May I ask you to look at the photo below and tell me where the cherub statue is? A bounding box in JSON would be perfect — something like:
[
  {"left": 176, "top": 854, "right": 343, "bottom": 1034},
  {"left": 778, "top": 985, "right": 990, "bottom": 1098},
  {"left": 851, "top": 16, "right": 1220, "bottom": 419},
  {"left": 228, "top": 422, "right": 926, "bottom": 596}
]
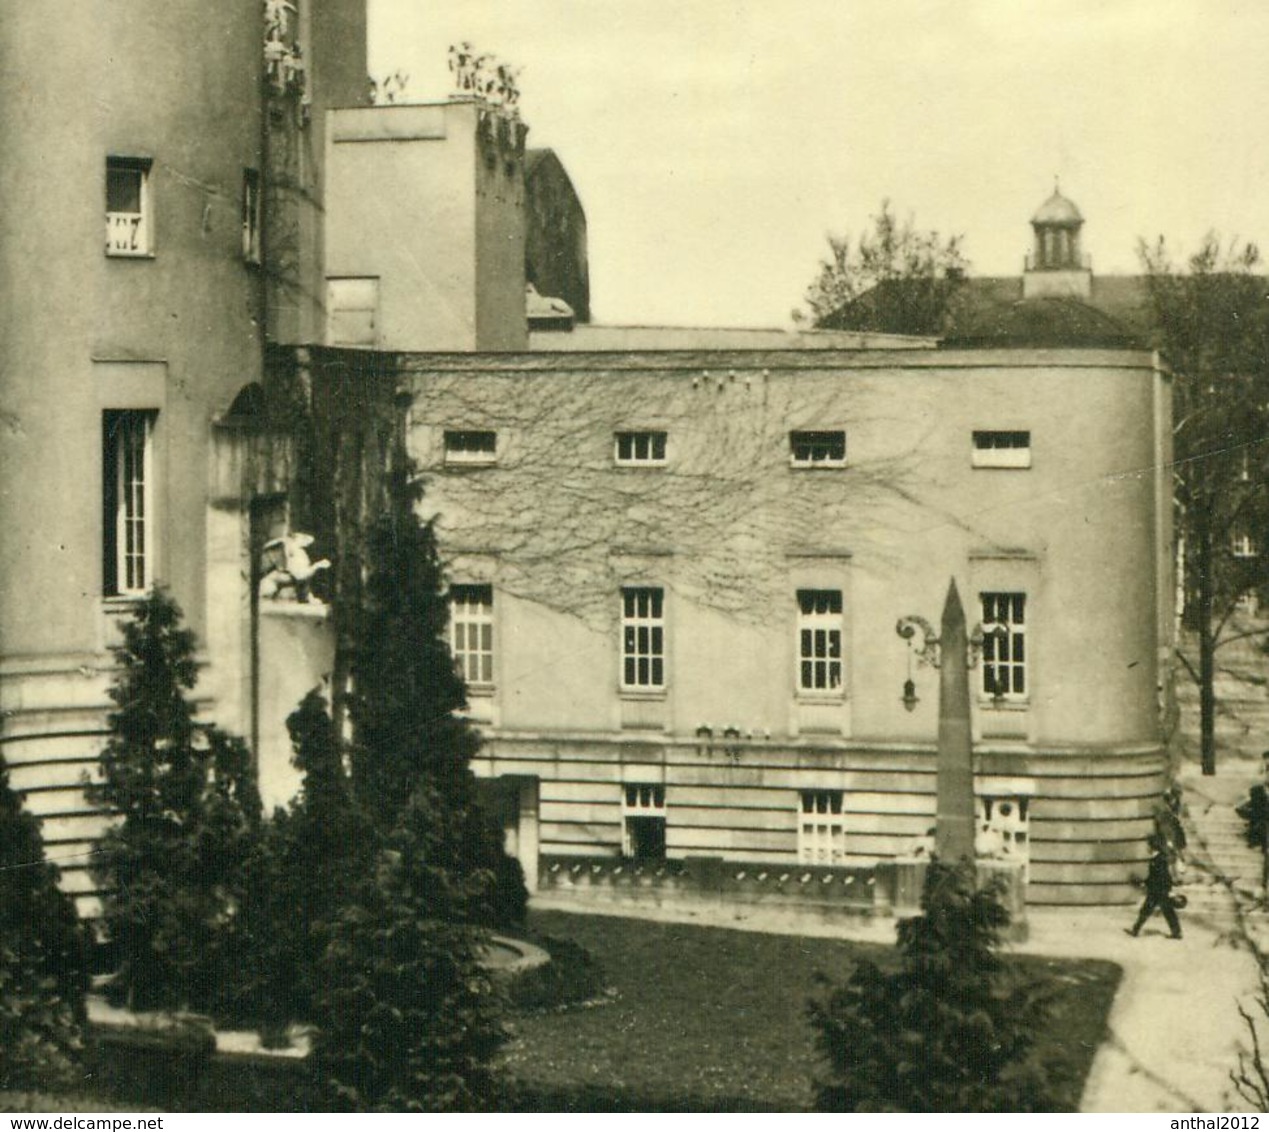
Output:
[{"left": 259, "top": 532, "right": 330, "bottom": 604}]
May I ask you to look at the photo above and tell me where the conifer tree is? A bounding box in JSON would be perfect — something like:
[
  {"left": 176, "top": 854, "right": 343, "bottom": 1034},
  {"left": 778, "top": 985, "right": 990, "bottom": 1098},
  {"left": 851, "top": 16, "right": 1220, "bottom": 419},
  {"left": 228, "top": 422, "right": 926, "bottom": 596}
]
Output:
[
  {"left": 811, "top": 862, "right": 1051, "bottom": 1112},
  {"left": 227, "top": 689, "right": 376, "bottom": 1032},
  {"left": 312, "top": 462, "right": 510, "bottom": 1109},
  {"left": 89, "top": 588, "right": 261, "bottom": 1012},
  {"left": 0, "top": 753, "right": 88, "bottom": 1089}
]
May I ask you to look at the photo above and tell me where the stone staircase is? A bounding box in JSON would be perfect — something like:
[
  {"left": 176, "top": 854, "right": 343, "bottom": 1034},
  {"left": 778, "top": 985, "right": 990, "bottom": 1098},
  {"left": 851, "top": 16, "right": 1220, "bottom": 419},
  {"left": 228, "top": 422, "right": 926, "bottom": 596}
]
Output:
[{"left": 1168, "top": 619, "right": 1269, "bottom": 942}]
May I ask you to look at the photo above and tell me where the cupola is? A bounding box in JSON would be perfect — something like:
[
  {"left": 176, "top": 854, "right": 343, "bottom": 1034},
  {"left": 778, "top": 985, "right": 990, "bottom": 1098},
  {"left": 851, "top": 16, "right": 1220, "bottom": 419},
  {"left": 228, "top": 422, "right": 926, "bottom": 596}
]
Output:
[
  {"left": 1023, "top": 183, "right": 1092, "bottom": 299},
  {"left": 1029, "top": 185, "right": 1084, "bottom": 271}
]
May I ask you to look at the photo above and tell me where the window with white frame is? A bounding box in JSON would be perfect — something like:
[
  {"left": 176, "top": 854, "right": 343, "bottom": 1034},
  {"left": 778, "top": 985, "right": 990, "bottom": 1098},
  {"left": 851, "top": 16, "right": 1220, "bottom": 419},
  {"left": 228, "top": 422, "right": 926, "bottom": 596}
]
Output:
[
  {"left": 242, "top": 168, "right": 262, "bottom": 264},
  {"left": 450, "top": 584, "right": 494, "bottom": 687},
  {"left": 972, "top": 430, "right": 1032, "bottom": 468},
  {"left": 798, "top": 791, "right": 847, "bottom": 864},
  {"left": 980, "top": 592, "right": 1027, "bottom": 700},
  {"left": 797, "top": 589, "right": 843, "bottom": 694},
  {"left": 621, "top": 587, "right": 665, "bottom": 690},
  {"left": 105, "top": 157, "right": 152, "bottom": 257},
  {"left": 622, "top": 783, "right": 666, "bottom": 860},
  {"left": 103, "top": 411, "right": 157, "bottom": 596},
  {"left": 443, "top": 429, "right": 498, "bottom": 466},
  {"left": 1232, "top": 529, "right": 1258, "bottom": 559},
  {"left": 614, "top": 430, "right": 667, "bottom": 465},
  {"left": 790, "top": 430, "right": 846, "bottom": 467}
]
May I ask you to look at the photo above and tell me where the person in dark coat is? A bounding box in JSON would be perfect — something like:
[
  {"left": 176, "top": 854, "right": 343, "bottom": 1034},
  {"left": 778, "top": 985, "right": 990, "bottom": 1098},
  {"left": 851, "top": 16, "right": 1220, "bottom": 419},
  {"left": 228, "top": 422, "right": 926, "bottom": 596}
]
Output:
[{"left": 1127, "top": 837, "right": 1182, "bottom": 939}]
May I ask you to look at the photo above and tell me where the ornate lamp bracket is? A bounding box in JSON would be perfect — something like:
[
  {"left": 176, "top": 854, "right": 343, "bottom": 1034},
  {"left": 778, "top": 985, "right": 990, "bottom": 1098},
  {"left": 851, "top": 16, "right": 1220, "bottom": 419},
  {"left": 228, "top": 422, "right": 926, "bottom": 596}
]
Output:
[{"left": 896, "top": 615, "right": 941, "bottom": 668}]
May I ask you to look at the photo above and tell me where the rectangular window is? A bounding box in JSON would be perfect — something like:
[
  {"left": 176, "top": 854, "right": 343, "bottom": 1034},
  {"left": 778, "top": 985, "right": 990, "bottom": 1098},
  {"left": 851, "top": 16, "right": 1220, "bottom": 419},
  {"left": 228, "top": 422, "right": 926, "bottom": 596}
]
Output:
[
  {"left": 614, "top": 431, "right": 667, "bottom": 465},
  {"left": 972, "top": 430, "right": 1032, "bottom": 468},
  {"left": 622, "top": 783, "right": 667, "bottom": 860},
  {"left": 443, "top": 429, "right": 497, "bottom": 466},
  {"left": 450, "top": 584, "right": 494, "bottom": 687},
  {"left": 242, "top": 168, "right": 262, "bottom": 264},
  {"left": 1232, "top": 530, "right": 1258, "bottom": 559},
  {"left": 797, "top": 589, "right": 843, "bottom": 693},
  {"left": 621, "top": 587, "right": 665, "bottom": 690},
  {"left": 981, "top": 592, "right": 1027, "bottom": 700},
  {"left": 105, "top": 157, "right": 152, "bottom": 257},
  {"left": 790, "top": 430, "right": 846, "bottom": 467},
  {"left": 798, "top": 791, "right": 847, "bottom": 864},
  {"left": 103, "top": 411, "right": 156, "bottom": 597}
]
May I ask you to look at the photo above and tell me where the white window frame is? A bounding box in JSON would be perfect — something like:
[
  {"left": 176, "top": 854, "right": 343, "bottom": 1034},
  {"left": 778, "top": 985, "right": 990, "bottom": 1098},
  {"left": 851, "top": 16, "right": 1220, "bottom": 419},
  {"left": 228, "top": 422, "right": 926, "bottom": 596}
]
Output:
[
  {"left": 443, "top": 429, "right": 498, "bottom": 467},
  {"left": 104, "top": 410, "right": 157, "bottom": 597},
  {"left": 614, "top": 430, "right": 667, "bottom": 466},
  {"left": 980, "top": 592, "right": 1027, "bottom": 702},
  {"left": 105, "top": 157, "right": 153, "bottom": 258},
  {"left": 242, "top": 168, "right": 262, "bottom": 264},
  {"left": 790, "top": 430, "right": 847, "bottom": 468},
  {"left": 1232, "top": 530, "right": 1258, "bottom": 559},
  {"left": 621, "top": 783, "right": 667, "bottom": 858},
  {"left": 621, "top": 587, "right": 665, "bottom": 691},
  {"left": 450, "top": 584, "right": 494, "bottom": 688},
  {"left": 972, "top": 430, "right": 1032, "bottom": 469},
  {"left": 798, "top": 791, "right": 847, "bottom": 864},
  {"left": 796, "top": 589, "right": 843, "bottom": 696}
]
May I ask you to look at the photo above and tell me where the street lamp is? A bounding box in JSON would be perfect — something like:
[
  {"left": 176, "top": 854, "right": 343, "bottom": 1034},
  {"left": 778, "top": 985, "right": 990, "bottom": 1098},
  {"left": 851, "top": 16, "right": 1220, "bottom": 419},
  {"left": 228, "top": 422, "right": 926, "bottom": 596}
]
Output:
[{"left": 896, "top": 612, "right": 1007, "bottom": 710}]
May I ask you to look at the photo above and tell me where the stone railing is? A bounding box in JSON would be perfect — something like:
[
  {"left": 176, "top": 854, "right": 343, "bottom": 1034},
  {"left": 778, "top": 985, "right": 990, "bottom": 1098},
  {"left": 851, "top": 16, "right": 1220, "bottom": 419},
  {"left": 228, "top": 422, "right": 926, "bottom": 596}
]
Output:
[{"left": 539, "top": 855, "right": 895, "bottom": 918}]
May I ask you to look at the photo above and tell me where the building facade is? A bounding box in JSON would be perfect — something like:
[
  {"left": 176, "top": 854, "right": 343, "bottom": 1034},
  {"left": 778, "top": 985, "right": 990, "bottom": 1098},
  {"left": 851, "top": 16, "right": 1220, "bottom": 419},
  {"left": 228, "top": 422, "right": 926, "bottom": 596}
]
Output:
[
  {"left": 385, "top": 341, "right": 1173, "bottom": 907},
  {"left": 0, "top": 0, "right": 367, "bottom": 914}
]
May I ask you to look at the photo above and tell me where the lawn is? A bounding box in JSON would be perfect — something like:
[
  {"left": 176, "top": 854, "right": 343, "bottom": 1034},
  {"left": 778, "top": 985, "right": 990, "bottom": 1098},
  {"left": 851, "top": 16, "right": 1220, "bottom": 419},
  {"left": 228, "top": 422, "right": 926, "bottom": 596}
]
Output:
[{"left": 498, "top": 910, "right": 1122, "bottom": 1112}]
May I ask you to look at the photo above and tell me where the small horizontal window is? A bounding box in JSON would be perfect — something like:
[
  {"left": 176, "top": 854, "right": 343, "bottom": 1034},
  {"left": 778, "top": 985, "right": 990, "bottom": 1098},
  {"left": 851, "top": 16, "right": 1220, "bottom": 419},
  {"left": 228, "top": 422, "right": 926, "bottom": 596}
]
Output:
[
  {"left": 444, "top": 429, "right": 497, "bottom": 465},
  {"left": 790, "top": 430, "right": 846, "bottom": 467},
  {"left": 615, "top": 431, "right": 667, "bottom": 465},
  {"left": 972, "top": 430, "right": 1031, "bottom": 468}
]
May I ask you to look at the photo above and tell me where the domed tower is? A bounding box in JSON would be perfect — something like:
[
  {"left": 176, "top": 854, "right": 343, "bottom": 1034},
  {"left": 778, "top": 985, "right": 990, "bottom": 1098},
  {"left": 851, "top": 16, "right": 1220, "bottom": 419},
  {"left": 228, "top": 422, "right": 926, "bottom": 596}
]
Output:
[{"left": 1023, "top": 185, "right": 1092, "bottom": 299}]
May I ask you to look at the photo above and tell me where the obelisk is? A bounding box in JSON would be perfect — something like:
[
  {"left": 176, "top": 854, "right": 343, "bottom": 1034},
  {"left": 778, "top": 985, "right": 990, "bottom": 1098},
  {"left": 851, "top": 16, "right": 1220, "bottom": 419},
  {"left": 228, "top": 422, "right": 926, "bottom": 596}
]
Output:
[{"left": 935, "top": 579, "right": 976, "bottom": 862}]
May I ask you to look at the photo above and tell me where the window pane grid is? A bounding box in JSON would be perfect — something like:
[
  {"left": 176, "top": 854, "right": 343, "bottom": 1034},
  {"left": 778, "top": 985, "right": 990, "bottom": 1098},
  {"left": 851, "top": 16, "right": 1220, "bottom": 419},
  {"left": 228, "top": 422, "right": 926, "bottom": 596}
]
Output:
[
  {"left": 798, "top": 791, "right": 846, "bottom": 863},
  {"left": 981, "top": 591, "right": 1026, "bottom": 699},
  {"left": 105, "top": 411, "right": 154, "bottom": 596},
  {"left": 797, "top": 589, "right": 843, "bottom": 693},
  {"left": 615, "top": 431, "right": 667, "bottom": 464},
  {"left": 450, "top": 584, "right": 494, "bottom": 686},
  {"left": 621, "top": 587, "right": 665, "bottom": 689}
]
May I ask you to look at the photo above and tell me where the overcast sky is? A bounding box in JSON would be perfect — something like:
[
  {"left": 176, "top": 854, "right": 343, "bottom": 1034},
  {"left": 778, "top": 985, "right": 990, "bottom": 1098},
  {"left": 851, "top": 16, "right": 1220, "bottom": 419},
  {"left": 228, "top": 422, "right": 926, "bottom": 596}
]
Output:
[{"left": 367, "top": 0, "right": 1269, "bottom": 328}]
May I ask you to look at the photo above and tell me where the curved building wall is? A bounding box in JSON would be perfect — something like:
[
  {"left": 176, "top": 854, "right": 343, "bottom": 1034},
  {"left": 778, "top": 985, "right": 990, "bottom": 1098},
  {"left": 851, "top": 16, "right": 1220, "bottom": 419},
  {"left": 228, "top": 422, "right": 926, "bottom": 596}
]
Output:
[{"left": 400, "top": 346, "right": 1172, "bottom": 904}]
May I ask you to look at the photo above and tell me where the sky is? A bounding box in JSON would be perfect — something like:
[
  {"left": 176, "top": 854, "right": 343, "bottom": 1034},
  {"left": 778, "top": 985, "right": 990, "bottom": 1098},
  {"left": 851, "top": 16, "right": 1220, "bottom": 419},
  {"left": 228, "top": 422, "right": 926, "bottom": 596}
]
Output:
[{"left": 368, "top": 0, "right": 1269, "bottom": 328}]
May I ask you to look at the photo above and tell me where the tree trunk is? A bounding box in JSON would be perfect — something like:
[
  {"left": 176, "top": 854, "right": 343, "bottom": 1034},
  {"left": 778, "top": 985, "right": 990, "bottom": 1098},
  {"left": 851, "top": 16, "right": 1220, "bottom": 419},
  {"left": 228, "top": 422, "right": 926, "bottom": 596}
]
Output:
[{"left": 1199, "top": 527, "right": 1217, "bottom": 776}]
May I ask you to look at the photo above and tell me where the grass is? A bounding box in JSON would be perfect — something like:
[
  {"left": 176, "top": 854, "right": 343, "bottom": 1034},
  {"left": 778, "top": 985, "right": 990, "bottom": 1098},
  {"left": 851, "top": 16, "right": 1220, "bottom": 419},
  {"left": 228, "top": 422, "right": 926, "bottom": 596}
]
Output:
[{"left": 496, "top": 909, "right": 1121, "bottom": 1112}]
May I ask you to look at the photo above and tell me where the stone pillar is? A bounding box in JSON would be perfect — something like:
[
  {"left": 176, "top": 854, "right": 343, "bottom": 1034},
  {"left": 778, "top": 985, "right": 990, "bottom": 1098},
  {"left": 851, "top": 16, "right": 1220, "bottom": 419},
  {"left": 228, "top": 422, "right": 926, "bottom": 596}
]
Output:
[{"left": 936, "top": 579, "right": 976, "bottom": 863}]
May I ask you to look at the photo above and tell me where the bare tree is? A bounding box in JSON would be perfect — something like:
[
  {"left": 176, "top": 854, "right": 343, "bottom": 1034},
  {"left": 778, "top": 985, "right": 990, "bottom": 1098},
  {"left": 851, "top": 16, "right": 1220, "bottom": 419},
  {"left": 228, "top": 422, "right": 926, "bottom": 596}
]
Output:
[
  {"left": 1139, "top": 234, "right": 1269, "bottom": 776},
  {"left": 794, "top": 200, "right": 968, "bottom": 333}
]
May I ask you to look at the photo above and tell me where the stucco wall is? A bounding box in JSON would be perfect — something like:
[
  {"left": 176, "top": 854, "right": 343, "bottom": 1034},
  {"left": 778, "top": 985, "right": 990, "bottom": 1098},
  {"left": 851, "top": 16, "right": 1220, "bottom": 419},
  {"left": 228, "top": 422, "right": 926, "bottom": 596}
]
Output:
[
  {"left": 403, "top": 346, "right": 1170, "bottom": 902},
  {"left": 325, "top": 100, "right": 527, "bottom": 352}
]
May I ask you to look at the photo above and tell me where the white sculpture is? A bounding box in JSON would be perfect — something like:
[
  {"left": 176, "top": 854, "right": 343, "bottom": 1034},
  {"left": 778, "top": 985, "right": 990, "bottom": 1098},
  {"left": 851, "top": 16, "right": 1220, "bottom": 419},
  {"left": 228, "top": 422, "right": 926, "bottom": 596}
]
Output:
[{"left": 259, "top": 532, "right": 330, "bottom": 604}]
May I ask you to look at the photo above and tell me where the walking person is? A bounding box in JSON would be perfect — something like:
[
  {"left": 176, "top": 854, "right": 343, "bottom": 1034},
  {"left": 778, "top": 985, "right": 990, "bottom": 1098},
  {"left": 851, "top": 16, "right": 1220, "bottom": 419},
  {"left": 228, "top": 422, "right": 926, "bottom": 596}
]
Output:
[{"left": 1127, "top": 836, "right": 1182, "bottom": 939}]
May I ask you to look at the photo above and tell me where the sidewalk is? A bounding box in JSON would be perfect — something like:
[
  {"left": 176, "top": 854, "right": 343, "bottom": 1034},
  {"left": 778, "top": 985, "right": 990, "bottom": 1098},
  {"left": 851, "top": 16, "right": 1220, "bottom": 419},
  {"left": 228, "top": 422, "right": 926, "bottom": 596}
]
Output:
[{"left": 1025, "top": 904, "right": 1261, "bottom": 1113}]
